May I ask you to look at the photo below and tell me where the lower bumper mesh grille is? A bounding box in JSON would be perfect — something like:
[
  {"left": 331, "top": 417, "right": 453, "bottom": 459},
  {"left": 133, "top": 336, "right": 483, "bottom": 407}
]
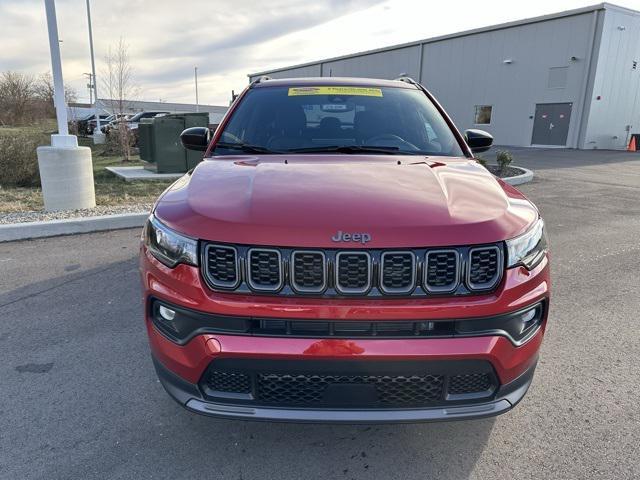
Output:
[
  {"left": 257, "top": 373, "right": 444, "bottom": 406},
  {"left": 448, "top": 373, "right": 493, "bottom": 395},
  {"left": 206, "top": 371, "right": 251, "bottom": 394},
  {"left": 200, "top": 359, "right": 498, "bottom": 409}
]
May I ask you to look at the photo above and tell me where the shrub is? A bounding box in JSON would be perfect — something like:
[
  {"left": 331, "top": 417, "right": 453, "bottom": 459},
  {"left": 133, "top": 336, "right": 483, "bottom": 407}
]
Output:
[
  {"left": 101, "top": 125, "right": 135, "bottom": 159},
  {"left": 0, "top": 129, "right": 47, "bottom": 187},
  {"left": 475, "top": 155, "right": 488, "bottom": 168},
  {"left": 496, "top": 150, "right": 513, "bottom": 173}
]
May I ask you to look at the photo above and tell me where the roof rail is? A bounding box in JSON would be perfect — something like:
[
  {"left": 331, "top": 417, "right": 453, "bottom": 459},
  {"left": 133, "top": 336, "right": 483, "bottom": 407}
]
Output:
[
  {"left": 250, "top": 75, "right": 272, "bottom": 87},
  {"left": 394, "top": 76, "right": 419, "bottom": 86}
]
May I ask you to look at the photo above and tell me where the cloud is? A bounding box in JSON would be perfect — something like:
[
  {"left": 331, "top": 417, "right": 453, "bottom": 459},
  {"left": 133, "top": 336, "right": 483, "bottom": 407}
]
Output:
[
  {"left": 7, "top": 0, "right": 639, "bottom": 105},
  {"left": 0, "top": 0, "right": 383, "bottom": 105}
]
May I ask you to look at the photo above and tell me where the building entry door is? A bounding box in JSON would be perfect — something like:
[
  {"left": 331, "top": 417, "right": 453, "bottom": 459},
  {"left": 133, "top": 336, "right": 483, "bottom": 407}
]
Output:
[{"left": 531, "top": 103, "right": 572, "bottom": 146}]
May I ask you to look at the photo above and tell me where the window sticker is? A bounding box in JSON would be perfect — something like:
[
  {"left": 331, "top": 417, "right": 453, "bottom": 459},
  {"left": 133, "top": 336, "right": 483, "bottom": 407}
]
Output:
[{"left": 288, "top": 86, "right": 383, "bottom": 97}]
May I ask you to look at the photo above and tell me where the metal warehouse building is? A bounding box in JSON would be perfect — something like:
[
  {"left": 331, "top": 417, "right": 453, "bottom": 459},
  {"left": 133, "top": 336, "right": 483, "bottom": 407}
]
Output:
[{"left": 249, "top": 3, "right": 640, "bottom": 150}]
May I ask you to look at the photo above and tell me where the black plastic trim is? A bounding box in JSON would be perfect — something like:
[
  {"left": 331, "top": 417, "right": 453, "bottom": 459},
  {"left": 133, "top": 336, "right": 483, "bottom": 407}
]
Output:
[{"left": 148, "top": 297, "right": 547, "bottom": 347}]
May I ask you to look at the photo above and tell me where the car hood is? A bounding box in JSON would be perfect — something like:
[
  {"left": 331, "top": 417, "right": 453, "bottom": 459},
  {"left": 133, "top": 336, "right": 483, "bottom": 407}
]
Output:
[{"left": 154, "top": 155, "right": 538, "bottom": 248}]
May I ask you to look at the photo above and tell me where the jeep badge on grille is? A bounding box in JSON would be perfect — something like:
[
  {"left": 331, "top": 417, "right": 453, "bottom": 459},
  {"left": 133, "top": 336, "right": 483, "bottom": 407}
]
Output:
[{"left": 331, "top": 231, "right": 372, "bottom": 244}]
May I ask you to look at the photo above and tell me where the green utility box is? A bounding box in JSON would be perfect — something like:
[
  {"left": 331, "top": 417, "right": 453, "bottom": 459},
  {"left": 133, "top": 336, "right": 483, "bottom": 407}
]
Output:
[
  {"left": 141, "top": 112, "right": 209, "bottom": 173},
  {"left": 137, "top": 119, "right": 155, "bottom": 162}
]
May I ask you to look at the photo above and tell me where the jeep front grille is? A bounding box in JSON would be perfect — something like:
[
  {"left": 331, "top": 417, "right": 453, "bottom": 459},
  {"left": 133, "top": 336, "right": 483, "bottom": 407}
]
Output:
[
  {"left": 425, "top": 250, "right": 459, "bottom": 293},
  {"left": 380, "top": 252, "right": 415, "bottom": 294},
  {"left": 468, "top": 246, "right": 502, "bottom": 290},
  {"left": 201, "top": 243, "right": 504, "bottom": 297},
  {"left": 247, "top": 248, "right": 282, "bottom": 291},
  {"left": 204, "top": 244, "right": 239, "bottom": 289},
  {"left": 291, "top": 251, "right": 326, "bottom": 293},
  {"left": 335, "top": 252, "right": 371, "bottom": 294}
]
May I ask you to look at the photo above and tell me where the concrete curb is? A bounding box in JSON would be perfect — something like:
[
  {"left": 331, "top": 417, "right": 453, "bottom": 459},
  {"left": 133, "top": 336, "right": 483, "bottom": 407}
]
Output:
[
  {"left": 498, "top": 165, "right": 534, "bottom": 186},
  {"left": 0, "top": 212, "right": 148, "bottom": 243}
]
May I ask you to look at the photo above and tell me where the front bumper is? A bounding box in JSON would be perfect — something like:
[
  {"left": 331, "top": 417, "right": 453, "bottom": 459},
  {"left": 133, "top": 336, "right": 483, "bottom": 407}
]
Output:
[
  {"left": 141, "top": 247, "right": 549, "bottom": 423},
  {"left": 153, "top": 354, "right": 537, "bottom": 423}
]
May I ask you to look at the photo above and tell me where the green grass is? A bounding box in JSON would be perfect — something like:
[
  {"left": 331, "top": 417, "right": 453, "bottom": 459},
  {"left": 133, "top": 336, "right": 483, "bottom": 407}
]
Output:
[{"left": 0, "top": 127, "right": 174, "bottom": 213}]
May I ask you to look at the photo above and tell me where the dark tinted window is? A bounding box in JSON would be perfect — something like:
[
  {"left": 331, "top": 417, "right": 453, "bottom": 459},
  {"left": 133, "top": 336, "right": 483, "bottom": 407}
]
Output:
[{"left": 213, "top": 85, "right": 463, "bottom": 156}]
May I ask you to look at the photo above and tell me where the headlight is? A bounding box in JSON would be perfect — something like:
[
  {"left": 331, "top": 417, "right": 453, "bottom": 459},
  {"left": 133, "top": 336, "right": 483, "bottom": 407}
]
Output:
[
  {"left": 143, "top": 214, "right": 198, "bottom": 268},
  {"left": 506, "top": 218, "right": 547, "bottom": 270}
]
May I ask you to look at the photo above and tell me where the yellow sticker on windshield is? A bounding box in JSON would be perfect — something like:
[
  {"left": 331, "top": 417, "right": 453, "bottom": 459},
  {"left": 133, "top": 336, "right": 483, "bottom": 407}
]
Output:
[{"left": 288, "top": 86, "right": 383, "bottom": 97}]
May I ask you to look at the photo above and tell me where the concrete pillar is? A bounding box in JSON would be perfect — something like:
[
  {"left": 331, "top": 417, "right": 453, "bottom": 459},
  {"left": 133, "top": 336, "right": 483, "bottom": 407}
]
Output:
[{"left": 37, "top": 135, "right": 96, "bottom": 211}]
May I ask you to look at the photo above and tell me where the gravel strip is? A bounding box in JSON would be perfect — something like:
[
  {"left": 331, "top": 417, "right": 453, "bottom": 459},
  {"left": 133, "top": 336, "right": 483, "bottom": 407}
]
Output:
[
  {"left": 486, "top": 164, "right": 525, "bottom": 178},
  {"left": 0, "top": 204, "right": 153, "bottom": 225}
]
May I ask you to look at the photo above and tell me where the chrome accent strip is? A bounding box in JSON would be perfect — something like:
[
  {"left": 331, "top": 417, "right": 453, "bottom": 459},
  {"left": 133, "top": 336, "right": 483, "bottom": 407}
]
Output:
[
  {"left": 424, "top": 249, "right": 460, "bottom": 293},
  {"left": 334, "top": 251, "right": 372, "bottom": 295},
  {"left": 202, "top": 243, "right": 241, "bottom": 290},
  {"left": 246, "top": 248, "right": 284, "bottom": 292},
  {"left": 290, "top": 250, "right": 327, "bottom": 294},
  {"left": 466, "top": 245, "right": 503, "bottom": 291},
  {"left": 379, "top": 251, "right": 416, "bottom": 295}
]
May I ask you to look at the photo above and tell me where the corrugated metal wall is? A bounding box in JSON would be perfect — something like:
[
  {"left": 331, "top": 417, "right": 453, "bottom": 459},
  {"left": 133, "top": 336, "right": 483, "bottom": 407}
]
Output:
[
  {"left": 419, "top": 12, "right": 596, "bottom": 148},
  {"left": 250, "top": 7, "right": 640, "bottom": 149},
  {"left": 582, "top": 8, "right": 640, "bottom": 149}
]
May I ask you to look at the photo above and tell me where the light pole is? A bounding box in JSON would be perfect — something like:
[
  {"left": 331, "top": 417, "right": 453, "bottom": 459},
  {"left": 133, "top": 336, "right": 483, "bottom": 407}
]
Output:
[
  {"left": 195, "top": 66, "right": 199, "bottom": 112},
  {"left": 86, "top": 0, "right": 105, "bottom": 144},
  {"left": 83, "top": 72, "right": 93, "bottom": 104},
  {"left": 38, "top": 0, "right": 95, "bottom": 211},
  {"left": 44, "top": 0, "right": 70, "bottom": 141}
]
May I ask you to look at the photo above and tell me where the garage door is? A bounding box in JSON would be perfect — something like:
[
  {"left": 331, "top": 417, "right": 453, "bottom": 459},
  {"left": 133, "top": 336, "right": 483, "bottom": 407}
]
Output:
[{"left": 531, "top": 103, "right": 572, "bottom": 146}]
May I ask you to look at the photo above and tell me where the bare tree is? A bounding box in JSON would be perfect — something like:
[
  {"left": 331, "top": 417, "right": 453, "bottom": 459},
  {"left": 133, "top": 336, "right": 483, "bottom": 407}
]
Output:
[
  {"left": 33, "top": 72, "right": 77, "bottom": 119},
  {"left": 0, "top": 71, "right": 35, "bottom": 125},
  {"left": 0, "top": 71, "right": 78, "bottom": 127},
  {"left": 102, "top": 38, "right": 137, "bottom": 161}
]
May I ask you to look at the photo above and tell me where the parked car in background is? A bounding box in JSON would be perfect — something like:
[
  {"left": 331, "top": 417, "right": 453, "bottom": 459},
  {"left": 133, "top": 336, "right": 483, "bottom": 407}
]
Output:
[
  {"left": 104, "top": 111, "right": 170, "bottom": 134},
  {"left": 71, "top": 113, "right": 110, "bottom": 135},
  {"left": 86, "top": 113, "right": 128, "bottom": 135}
]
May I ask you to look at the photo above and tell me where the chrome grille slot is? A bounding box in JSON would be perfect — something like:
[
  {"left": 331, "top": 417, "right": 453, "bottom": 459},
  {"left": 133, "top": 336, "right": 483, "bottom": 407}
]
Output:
[
  {"left": 467, "top": 246, "right": 502, "bottom": 290},
  {"left": 335, "top": 252, "right": 371, "bottom": 294},
  {"left": 204, "top": 244, "right": 239, "bottom": 289},
  {"left": 291, "top": 251, "right": 326, "bottom": 293},
  {"left": 425, "top": 250, "right": 459, "bottom": 293},
  {"left": 380, "top": 251, "right": 415, "bottom": 294},
  {"left": 247, "top": 248, "right": 283, "bottom": 291}
]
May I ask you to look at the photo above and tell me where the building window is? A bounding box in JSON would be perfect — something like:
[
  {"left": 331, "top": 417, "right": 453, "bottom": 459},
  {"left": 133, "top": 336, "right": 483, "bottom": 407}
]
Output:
[
  {"left": 474, "top": 105, "right": 492, "bottom": 125},
  {"left": 547, "top": 67, "right": 568, "bottom": 89}
]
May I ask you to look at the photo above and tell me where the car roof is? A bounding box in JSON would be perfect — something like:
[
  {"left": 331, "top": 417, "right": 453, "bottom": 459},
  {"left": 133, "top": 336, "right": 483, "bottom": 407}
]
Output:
[{"left": 251, "top": 76, "right": 418, "bottom": 90}]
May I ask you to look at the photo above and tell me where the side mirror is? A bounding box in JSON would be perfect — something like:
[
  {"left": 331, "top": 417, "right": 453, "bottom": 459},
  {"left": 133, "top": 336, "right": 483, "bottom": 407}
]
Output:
[
  {"left": 464, "top": 129, "right": 493, "bottom": 153},
  {"left": 180, "top": 127, "right": 210, "bottom": 151}
]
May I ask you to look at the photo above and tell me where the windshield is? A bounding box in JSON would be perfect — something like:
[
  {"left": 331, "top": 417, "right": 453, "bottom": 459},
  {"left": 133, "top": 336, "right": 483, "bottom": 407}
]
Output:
[{"left": 212, "top": 85, "right": 464, "bottom": 156}]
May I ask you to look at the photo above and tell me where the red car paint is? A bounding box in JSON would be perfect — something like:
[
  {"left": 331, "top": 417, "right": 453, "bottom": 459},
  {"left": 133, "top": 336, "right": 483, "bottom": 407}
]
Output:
[
  {"left": 140, "top": 77, "right": 550, "bottom": 423},
  {"left": 141, "top": 250, "right": 549, "bottom": 385},
  {"left": 154, "top": 156, "right": 537, "bottom": 248}
]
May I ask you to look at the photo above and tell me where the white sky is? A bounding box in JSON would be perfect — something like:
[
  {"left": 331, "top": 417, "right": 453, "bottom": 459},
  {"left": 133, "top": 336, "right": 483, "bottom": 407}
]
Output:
[{"left": 1, "top": 0, "right": 639, "bottom": 106}]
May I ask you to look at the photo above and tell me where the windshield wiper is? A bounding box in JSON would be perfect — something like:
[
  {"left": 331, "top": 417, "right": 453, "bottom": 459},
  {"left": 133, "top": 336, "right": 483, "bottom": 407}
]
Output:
[
  {"left": 286, "top": 145, "right": 401, "bottom": 155},
  {"left": 214, "top": 142, "right": 281, "bottom": 154}
]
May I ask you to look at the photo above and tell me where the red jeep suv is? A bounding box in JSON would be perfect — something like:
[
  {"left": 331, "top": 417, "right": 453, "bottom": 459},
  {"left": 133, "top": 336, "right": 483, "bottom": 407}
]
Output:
[{"left": 140, "top": 77, "right": 549, "bottom": 423}]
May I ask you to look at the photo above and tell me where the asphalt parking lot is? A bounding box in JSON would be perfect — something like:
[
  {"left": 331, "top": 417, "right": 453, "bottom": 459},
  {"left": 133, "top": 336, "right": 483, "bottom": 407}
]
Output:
[{"left": 1, "top": 148, "right": 639, "bottom": 480}]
